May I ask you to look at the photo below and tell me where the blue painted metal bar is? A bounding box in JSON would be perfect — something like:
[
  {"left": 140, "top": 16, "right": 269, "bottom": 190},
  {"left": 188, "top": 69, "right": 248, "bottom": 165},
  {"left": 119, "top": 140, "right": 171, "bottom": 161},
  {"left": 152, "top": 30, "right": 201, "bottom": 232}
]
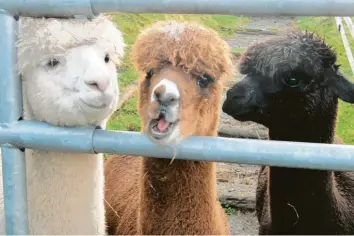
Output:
[
  {"left": 0, "top": 10, "right": 29, "bottom": 235},
  {"left": 1, "top": 120, "right": 354, "bottom": 172},
  {"left": 0, "top": 0, "right": 354, "bottom": 17}
]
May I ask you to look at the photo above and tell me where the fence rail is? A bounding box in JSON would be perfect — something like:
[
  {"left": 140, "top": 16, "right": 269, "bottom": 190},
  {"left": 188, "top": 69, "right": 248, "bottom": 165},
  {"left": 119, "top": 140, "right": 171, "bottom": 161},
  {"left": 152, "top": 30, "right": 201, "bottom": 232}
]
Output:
[
  {"left": 336, "top": 17, "right": 354, "bottom": 75},
  {"left": 2, "top": 121, "right": 354, "bottom": 172},
  {"left": 1, "top": 0, "right": 354, "bottom": 17},
  {"left": 1, "top": 0, "right": 354, "bottom": 235},
  {"left": 343, "top": 17, "right": 354, "bottom": 39}
]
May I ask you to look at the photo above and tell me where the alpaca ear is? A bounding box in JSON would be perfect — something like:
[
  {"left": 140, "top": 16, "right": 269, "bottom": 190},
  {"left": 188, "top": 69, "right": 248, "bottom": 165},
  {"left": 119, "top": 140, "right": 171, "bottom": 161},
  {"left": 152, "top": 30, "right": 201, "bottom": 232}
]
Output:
[
  {"left": 326, "top": 69, "right": 354, "bottom": 103},
  {"left": 238, "top": 54, "right": 252, "bottom": 75}
]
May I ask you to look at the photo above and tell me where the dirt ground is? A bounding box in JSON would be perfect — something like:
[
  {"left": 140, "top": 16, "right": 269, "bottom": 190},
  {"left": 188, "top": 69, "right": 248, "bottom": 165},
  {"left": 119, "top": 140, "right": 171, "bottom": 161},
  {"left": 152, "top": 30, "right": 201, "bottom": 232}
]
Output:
[{"left": 216, "top": 16, "right": 295, "bottom": 235}]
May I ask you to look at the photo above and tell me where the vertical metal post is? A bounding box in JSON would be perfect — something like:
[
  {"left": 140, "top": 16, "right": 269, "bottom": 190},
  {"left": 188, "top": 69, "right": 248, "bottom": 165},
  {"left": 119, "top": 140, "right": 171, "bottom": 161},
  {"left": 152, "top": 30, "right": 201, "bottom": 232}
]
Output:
[{"left": 0, "top": 10, "right": 29, "bottom": 235}]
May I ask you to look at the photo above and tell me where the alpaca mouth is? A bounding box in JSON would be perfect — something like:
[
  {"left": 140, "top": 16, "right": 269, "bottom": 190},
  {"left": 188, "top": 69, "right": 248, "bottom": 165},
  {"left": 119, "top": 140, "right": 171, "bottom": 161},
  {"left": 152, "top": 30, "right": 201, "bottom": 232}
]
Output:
[
  {"left": 230, "top": 111, "right": 251, "bottom": 121},
  {"left": 80, "top": 98, "right": 107, "bottom": 109},
  {"left": 230, "top": 110, "right": 257, "bottom": 122},
  {"left": 230, "top": 107, "right": 267, "bottom": 124},
  {"left": 149, "top": 115, "right": 178, "bottom": 141}
]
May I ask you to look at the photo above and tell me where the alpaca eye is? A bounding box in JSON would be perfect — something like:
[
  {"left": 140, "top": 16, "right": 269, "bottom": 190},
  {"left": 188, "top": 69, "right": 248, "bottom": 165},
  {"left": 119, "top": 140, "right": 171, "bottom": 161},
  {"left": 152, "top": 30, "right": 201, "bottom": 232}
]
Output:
[
  {"left": 47, "top": 59, "right": 60, "bottom": 68},
  {"left": 104, "top": 54, "right": 110, "bottom": 63},
  {"left": 146, "top": 69, "right": 153, "bottom": 80},
  {"left": 197, "top": 74, "right": 213, "bottom": 88},
  {"left": 284, "top": 77, "right": 299, "bottom": 87}
]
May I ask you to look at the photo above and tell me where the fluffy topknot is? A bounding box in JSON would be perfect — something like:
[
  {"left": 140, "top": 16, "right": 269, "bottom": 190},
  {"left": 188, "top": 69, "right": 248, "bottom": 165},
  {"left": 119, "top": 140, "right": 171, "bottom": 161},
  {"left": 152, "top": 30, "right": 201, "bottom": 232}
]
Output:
[
  {"left": 17, "top": 15, "right": 126, "bottom": 73},
  {"left": 239, "top": 30, "right": 337, "bottom": 80},
  {"left": 131, "top": 20, "right": 233, "bottom": 83}
]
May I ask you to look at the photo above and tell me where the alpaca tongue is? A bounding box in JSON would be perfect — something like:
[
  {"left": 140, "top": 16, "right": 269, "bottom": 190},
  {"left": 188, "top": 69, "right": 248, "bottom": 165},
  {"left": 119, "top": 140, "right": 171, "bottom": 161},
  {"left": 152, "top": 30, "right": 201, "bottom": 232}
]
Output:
[{"left": 157, "top": 118, "right": 169, "bottom": 132}]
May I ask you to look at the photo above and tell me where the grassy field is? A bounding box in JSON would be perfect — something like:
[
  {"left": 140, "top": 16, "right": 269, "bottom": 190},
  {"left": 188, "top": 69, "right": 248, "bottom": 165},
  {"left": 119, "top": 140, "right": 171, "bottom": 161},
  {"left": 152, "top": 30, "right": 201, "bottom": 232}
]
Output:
[
  {"left": 295, "top": 17, "right": 354, "bottom": 144},
  {"left": 107, "top": 13, "right": 248, "bottom": 131}
]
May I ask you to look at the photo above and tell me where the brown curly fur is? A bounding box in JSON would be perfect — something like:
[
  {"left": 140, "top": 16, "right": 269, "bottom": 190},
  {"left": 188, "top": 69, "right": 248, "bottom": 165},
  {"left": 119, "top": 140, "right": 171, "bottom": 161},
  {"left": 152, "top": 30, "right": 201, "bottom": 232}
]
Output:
[
  {"left": 132, "top": 20, "right": 232, "bottom": 86},
  {"left": 104, "top": 20, "right": 232, "bottom": 235}
]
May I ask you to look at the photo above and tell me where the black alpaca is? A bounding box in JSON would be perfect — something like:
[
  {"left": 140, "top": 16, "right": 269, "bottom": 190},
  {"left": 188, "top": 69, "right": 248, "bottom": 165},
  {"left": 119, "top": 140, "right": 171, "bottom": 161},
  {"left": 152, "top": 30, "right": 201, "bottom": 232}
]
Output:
[{"left": 223, "top": 30, "right": 354, "bottom": 235}]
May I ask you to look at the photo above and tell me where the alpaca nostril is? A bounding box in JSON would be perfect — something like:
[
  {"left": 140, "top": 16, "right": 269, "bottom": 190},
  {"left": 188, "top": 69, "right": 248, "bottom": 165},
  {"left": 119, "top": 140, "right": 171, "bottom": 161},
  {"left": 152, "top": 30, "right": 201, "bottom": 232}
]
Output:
[
  {"left": 154, "top": 91, "right": 161, "bottom": 100},
  {"left": 158, "top": 111, "right": 166, "bottom": 119},
  {"left": 154, "top": 91, "right": 179, "bottom": 105},
  {"left": 86, "top": 81, "right": 99, "bottom": 88},
  {"left": 156, "top": 93, "right": 179, "bottom": 105},
  {"left": 226, "top": 91, "right": 243, "bottom": 101},
  {"left": 85, "top": 79, "right": 109, "bottom": 92},
  {"left": 153, "top": 84, "right": 166, "bottom": 102}
]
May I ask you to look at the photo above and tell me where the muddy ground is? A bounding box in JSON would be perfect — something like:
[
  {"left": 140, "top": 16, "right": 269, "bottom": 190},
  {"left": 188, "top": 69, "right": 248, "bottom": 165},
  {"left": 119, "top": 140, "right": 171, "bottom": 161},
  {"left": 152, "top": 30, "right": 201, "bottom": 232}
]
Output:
[{"left": 216, "top": 16, "right": 295, "bottom": 235}]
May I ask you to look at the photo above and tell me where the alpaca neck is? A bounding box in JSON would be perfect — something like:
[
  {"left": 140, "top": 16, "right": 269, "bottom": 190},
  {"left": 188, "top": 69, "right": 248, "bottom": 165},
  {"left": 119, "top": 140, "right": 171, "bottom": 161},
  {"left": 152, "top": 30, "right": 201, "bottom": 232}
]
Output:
[
  {"left": 23, "top": 102, "right": 106, "bottom": 234},
  {"left": 268, "top": 90, "right": 338, "bottom": 142},
  {"left": 139, "top": 159, "right": 218, "bottom": 234},
  {"left": 138, "top": 128, "right": 219, "bottom": 234},
  {"left": 266, "top": 96, "right": 339, "bottom": 231}
]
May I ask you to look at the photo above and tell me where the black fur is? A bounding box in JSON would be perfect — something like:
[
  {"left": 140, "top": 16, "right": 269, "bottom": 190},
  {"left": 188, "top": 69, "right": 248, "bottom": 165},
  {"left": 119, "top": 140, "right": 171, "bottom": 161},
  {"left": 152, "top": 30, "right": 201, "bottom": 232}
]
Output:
[{"left": 223, "top": 30, "right": 354, "bottom": 235}]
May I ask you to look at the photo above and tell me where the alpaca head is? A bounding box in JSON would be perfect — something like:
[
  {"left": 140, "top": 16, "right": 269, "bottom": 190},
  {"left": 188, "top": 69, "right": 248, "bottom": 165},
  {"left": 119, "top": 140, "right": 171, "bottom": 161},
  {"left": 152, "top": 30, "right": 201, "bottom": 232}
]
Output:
[
  {"left": 132, "top": 21, "right": 232, "bottom": 145},
  {"left": 18, "top": 15, "right": 125, "bottom": 127},
  {"left": 222, "top": 30, "right": 354, "bottom": 128}
]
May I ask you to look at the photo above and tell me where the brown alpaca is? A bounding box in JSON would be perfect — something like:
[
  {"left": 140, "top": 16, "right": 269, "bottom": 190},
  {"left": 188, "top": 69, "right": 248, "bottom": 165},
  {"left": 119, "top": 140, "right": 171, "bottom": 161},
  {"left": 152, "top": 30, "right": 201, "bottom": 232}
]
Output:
[{"left": 104, "top": 21, "right": 233, "bottom": 235}]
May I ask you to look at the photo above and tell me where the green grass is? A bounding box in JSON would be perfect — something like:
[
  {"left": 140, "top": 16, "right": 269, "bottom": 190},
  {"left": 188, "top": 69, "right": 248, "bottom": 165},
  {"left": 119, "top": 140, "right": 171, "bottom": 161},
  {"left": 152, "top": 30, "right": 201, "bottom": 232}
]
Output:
[
  {"left": 337, "top": 102, "right": 354, "bottom": 144},
  {"left": 108, "top": 13, "right": 248, "bottom": 131},
  {"left": 295, "top": 17, "right": 354, "bottom": 144},
  {"left": 222, "top": 204, "right": 237, "bottom": 215},
  {"left": 107, "top": 95, "right": 141, "bottom": 131},
  {"left": 295, "top": 17, "right": 354, "bottom": 78}
]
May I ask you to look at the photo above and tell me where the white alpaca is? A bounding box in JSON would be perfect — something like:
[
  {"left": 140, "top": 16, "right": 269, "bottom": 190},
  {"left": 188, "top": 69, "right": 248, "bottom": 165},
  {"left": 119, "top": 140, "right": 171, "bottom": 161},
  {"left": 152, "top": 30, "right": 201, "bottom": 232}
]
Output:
[{"left": 0, "top": 15, "right": 125, "bottom": 234}]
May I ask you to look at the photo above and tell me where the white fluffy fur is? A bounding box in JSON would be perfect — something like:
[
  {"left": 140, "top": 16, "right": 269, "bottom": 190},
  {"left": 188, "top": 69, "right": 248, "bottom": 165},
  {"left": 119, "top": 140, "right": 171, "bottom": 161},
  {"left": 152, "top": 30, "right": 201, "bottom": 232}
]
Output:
[
  {"left": 17, "top": 15, "right": 125, "bottom": 74},
  {"left": 0, "top": 15, "right": 125, "bottom": 234}
]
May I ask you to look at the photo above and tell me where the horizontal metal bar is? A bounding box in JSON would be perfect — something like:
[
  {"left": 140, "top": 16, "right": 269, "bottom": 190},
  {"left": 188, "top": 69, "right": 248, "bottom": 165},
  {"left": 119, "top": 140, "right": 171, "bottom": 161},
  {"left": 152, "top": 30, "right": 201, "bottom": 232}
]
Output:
[
  {"left": 0, "top": 122, "right": 98, "bottom": 153},
  {"left": 0, "top": 11, "right": 29, "bottom": 235},
  {"left": 0, "top": 0, "right": 95, "bottom": 18},
  {"left": 1, "top": 120, "right": 354, "bottom": 172},
  {"left": 0, "top": 0, "right": 354, "bottom": 17}
]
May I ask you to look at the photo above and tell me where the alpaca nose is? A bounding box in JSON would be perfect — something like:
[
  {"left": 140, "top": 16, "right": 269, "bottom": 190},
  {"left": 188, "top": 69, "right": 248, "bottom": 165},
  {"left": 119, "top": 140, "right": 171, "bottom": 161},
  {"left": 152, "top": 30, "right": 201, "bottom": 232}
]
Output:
[
  {"left": 154, "top": 89, "right": 179, "bottom": 104},
  {"left": 226, "top": 86, "right": 246, "bottom": 100},
  {"left": 226, "top": 90, "right": 234, "bottom": 99},
  {"left": 153, "top": 79, "right": 180, "bottom": 105},
  {"left": 85, "top": 79, "right": 109, "bottom": 92}
]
